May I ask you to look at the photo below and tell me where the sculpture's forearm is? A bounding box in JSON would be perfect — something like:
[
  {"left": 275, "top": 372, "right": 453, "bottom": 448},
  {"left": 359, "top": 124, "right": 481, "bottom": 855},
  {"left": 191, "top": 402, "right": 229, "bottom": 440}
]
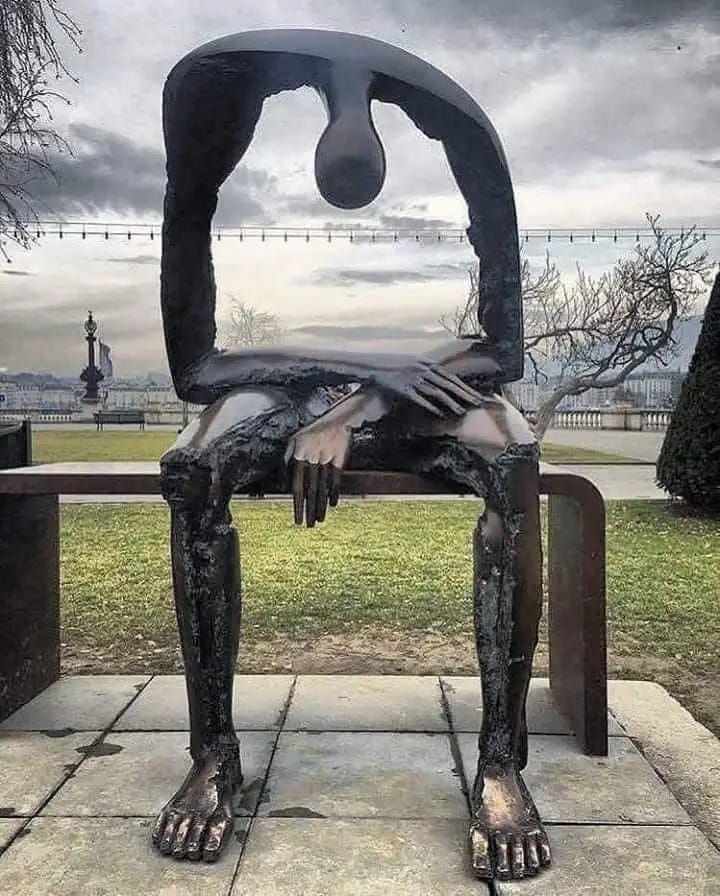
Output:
[{"left": 177, "top": 345, "right": 413, "bottom": 405}]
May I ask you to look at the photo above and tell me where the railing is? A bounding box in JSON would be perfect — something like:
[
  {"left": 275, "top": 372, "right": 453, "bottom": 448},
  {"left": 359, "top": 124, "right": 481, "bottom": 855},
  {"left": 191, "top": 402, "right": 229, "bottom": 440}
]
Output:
[
  {"left": 550, "top": 408, "right": 672, "bottom": 431},
  {"left": 0, "top": 410, "right": 76, "bottom": 424}
]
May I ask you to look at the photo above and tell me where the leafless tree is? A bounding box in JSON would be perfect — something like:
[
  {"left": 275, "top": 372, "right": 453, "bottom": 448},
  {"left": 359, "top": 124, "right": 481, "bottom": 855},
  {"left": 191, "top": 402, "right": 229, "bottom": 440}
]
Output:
[
  {"left": 0, "top": 0, "right": 81, "bottom": 261},
  {"left": 218, "top": 295, "right": 283, "bottom": 348},
  {"left": 441, "top": 216, "right": 713, "bottom": 439}
]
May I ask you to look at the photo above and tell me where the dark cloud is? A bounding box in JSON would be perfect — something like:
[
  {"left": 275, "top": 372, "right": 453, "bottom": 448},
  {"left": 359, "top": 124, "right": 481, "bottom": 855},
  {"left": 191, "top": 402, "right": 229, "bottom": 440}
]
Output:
[
  {"left": 379, "top": 214, "right": 457, "bottom": 231},
  {"left": 25, "top": 124, "right": 275, "bottom": 224},
  {"left": 105, "top": 254, "right": 159, "bottom": 265},
  {"left": 310, "top": 261, "right": 468, "bottom": 287},
  {"left": 290, "top": 323, "right": 446, "bottom": 341},
  {"left": 384, "top": 0, "right": 719, "bottom": 41},
  {"left": 2, "top": 270, "right": 34, "bottom": 276}
]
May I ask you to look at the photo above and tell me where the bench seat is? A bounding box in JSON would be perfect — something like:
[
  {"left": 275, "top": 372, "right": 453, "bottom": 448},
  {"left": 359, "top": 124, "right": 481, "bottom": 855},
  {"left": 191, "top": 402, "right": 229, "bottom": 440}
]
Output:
[{"left": 0, "top": 461, "right": 607, "bottom": 754}]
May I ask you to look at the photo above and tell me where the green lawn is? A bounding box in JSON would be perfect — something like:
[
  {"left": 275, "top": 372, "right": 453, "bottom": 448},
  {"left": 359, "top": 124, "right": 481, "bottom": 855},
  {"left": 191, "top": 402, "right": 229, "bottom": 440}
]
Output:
[
  {"left": 60, "top": 499, "right": 720, "bottom": 734},
  {"left": 33, "top": 429, "right": 635, "bottom": 465}
]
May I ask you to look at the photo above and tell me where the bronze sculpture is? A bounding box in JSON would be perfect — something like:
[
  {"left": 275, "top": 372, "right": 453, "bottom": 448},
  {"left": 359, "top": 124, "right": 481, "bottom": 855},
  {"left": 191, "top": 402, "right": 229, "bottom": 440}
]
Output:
[{"left": 155, "top": 29, "right": 550, "bottom": 881}]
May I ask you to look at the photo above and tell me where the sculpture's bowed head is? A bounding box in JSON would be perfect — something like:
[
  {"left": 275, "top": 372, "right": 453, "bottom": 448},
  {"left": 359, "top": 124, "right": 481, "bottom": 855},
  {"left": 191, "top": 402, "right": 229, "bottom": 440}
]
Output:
[{"left": 314, "top": 67, "right": 386, "bottom": 210}]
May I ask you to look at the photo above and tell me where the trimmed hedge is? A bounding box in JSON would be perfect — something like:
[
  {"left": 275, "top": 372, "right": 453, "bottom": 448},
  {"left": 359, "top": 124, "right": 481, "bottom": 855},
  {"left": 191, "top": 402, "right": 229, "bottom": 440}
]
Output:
[{"left": 657, "top": 273, "right": 720, "bottom": 511}]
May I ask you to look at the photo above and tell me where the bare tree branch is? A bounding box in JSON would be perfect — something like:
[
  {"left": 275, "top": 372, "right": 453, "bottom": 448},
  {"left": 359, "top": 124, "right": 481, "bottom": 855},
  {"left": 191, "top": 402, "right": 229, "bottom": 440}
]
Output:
[
  {"left": 0, "top": 0, "right": 81, "bottom": 260},
  {"left": 440, "top": 216, "right": 714, "bottom": 439},
  {"left": 218, "top": 295, "right": 284, "bottom": 348}
]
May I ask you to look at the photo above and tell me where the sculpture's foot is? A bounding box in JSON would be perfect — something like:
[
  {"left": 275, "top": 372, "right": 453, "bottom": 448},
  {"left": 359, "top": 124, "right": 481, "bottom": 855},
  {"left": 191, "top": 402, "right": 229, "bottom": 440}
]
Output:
[
  {"left": 152, "top": 749, "right": 242, "bottom": 862},
  {"left": 469, "top": 764, "right": 551, "bottom": 881}
]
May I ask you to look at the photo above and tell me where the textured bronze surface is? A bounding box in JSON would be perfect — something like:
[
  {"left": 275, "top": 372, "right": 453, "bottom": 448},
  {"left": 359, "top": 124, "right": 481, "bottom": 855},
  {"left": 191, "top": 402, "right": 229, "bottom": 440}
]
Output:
[
  {"left": 137, "top": 26, "right": 603, "bottom": 880},
  {"left": 0, "top": 421, "right": 32, "bottom": 469},
  {"left": 0, "top": 495, "right": 60, "bottom": 721}
]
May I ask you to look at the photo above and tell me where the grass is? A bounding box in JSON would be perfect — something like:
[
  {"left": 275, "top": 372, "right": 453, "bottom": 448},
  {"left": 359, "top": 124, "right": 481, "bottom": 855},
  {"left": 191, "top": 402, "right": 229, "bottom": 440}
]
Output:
[
  {"left": 33, "top": 430, "right": 175, "bottom": 463},
  {"left": 33, "top": 429, "right": 634, "bottom": 465},
  {"left": 60, "top": 499, "right": 720, "bottom": 735}
]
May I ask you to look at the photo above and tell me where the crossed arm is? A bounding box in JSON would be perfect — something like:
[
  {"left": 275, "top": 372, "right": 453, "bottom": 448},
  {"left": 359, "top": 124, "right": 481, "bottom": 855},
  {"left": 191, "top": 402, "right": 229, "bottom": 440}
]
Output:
[{"left": 282, "top": 338, "right": 502, "bottom": 526}]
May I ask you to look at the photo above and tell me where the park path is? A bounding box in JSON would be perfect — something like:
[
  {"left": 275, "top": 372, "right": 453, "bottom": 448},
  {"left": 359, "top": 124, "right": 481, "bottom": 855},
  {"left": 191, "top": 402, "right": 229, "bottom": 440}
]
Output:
[{"left": 544, "top": 427, "right": 664, "bottom": 463}]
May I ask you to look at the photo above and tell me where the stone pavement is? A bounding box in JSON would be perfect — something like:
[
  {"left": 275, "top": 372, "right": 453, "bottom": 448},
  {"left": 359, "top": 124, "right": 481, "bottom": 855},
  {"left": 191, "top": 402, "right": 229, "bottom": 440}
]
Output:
[
  {"left": 544, "top": 428, "right": 665, "bottom": 463},
  {"left": 1, "top": 676, "right": 718, "bottom": 895}
]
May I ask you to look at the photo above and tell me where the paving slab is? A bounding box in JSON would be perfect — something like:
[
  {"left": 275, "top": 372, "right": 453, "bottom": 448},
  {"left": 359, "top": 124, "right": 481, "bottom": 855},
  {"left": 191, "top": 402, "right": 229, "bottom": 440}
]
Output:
[
  {"left": 0, "top": 819, "right": 25, "bottom": 850},
  {"left": 495, "top": 824, "right": 720, "bottom": 895},
  {"left": 458, "top": 735, "right": 690, "bottom": 824},
  {"left": 0, "top": 817, "right": 246, "bottom": 896},
  {"left": 0, "top": 730, "right": 101, "bottom": 815},
  {"left": 609, "top": 680, "right": 720, "bottom": 849},
  {"left": 285, "top": 675, "right": 446, "bottom": 731},
  {"left": 442, "top": 676, "right": 624, "bottom": 735},
  {"left": 42, "top": 731, "right": 275, "bottom": 818},
  {"left": 0, "top": 675, "right": 150, "bottom": 731},
  {"left": 259, "top": 732, "right": 467, "bottom": 819},
  {"left": 234, "top": 817, "right": 488, "bottom": 895},
  {"left": 115, "top": 674, "right": 293, "bottom": 730}
]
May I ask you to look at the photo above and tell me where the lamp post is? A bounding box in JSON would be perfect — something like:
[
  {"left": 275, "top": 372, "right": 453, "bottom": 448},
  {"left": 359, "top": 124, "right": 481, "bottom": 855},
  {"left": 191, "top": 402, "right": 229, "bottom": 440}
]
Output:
[{"left": 80, "top": 310, "right": 104, "bottom": 403}]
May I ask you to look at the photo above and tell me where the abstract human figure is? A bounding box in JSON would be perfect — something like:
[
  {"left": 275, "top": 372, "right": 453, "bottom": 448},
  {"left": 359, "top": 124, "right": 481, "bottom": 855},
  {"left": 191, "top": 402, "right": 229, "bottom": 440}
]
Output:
[{"left": 155, "top": 30, "right": 550, "bottom": 881}]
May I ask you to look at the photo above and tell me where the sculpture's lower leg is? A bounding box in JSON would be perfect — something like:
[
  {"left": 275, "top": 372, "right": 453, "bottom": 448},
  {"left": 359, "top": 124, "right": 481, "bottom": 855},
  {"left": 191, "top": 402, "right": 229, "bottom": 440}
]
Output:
[
  {"left": 152, "top": 465, "right": 242, "bottom": 863},
  {"left": 468, "top": 455, "right": 551, "bottom": 881}
]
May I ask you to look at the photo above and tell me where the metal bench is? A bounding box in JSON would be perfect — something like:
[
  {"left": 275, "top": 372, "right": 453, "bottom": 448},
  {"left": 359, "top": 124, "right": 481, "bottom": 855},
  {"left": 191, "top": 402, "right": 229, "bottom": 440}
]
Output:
[
  {"left": 93, "top": 410, "right": 146, "bottom": 431},
  {"left": 0, "top": 461, "right": 607, "bottom": 755}
]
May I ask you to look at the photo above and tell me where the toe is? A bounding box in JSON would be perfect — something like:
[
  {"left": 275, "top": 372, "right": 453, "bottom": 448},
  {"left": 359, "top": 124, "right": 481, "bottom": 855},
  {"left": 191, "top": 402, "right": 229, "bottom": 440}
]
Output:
[
  {"left": 525, "top": 833, "right": 540, "bottom": 874},
  {"left": 203, "top": 814, "right": 232, "bottom": 862},
  {"left": 510, "top": 834, "right": 526, "bottom": 878},
  {"left": 151, "top": 808, "right": 168, "bottom": 846},
  {"left": 469, "top": 824, "right": 492, "bottom": 880},
  {"left": 186, "top": 819, "right": 207, "bottom": 861},
  {"left": 171, "top": 814, "right": 194, "bottom": 859},
  {"left": 159, "top": 812, "right": 180, "bottom": 855},
  {"left": 493, "top": 833, "right": 511, "bottom": 880},
  {"left": 538, "top": 830, "right": 552, "bottom": 866}
]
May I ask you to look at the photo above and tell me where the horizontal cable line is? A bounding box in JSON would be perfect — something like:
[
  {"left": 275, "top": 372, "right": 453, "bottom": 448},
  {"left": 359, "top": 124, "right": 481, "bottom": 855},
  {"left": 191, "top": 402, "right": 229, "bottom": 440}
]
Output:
[{"left": 11, "top": 221, "right": 720, "bottom": 244}]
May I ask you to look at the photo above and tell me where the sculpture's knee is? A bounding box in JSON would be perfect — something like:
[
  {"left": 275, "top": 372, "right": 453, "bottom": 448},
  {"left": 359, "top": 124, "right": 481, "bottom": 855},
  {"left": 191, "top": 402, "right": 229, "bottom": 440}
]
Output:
[{"left": 160, "top": 458, "right": 214, "bottom": 513}]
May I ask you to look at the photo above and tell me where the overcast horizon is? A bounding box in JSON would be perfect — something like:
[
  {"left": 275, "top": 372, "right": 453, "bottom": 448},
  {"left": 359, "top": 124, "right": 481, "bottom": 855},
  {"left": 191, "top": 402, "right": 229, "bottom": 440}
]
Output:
[{"left": 2, "top": 1, "right": 720, "bottom": 377}]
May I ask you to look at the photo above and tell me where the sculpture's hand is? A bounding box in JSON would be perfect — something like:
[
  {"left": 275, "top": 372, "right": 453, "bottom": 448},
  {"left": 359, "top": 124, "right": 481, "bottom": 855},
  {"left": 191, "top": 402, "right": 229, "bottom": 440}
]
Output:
[
  {"left": 425, "top": 338, "right": 504, "bottom": 382},
  {"left": 284, "top": 416, "right": 353, "bottom": 527},
  {"left": 373, "top": 360, "right": 486, "bottom": 417}
]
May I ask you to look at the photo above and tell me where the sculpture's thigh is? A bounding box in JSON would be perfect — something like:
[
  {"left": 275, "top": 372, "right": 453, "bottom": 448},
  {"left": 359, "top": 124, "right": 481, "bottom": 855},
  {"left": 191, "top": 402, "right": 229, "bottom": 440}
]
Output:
[
  {"left": 424, "top": 391, "right": 537, "bottom": 462},
  {"left": 161, "top": 386, "right": 332, "bottom": 493}
]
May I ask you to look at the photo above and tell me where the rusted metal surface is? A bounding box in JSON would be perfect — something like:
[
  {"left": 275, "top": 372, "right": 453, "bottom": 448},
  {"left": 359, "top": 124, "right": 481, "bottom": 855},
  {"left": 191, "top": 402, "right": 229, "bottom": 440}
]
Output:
[{"left": 0, "top": 494, "right": 60, "bottom": 721}]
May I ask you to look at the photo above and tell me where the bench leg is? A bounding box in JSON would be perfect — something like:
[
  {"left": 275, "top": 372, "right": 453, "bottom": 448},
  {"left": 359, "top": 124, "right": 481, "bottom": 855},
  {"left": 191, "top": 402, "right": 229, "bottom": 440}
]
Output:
[
  {"left": 0, "top": 495, "right": 60, "bottom": 721},
  {"left": 547, "top": 486, "right": 608, "bottom": 755}
]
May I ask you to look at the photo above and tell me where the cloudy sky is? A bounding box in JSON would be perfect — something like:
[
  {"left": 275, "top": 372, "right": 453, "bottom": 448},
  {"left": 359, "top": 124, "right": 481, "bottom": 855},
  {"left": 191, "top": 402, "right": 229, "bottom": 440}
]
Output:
[{"left": 1, "top": 0, "right": 719, "bottom": 376}]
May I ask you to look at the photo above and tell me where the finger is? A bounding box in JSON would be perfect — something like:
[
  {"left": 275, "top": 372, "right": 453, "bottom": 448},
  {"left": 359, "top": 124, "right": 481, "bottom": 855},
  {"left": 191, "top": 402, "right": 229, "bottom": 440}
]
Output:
[
  {"left": 329, "top": 465, "right": 342, "bottom": 507},
  {"left": 306, "top": 464, "right": 319, "bottom": 527},
  {"left": 415, "top": 381, "right": 465, "bottom": 415},
  {"left": 407, "top": 387, "right": 444, "bottom": 417},
  {"left": 292, "top": 460, "right": 306, "bottom": 525},
  {"left": 424, "top": 367, "right": 484, "bottom": 404},
  {"left": 316, "top": 464, "right": 330, "bottom": 522}
]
